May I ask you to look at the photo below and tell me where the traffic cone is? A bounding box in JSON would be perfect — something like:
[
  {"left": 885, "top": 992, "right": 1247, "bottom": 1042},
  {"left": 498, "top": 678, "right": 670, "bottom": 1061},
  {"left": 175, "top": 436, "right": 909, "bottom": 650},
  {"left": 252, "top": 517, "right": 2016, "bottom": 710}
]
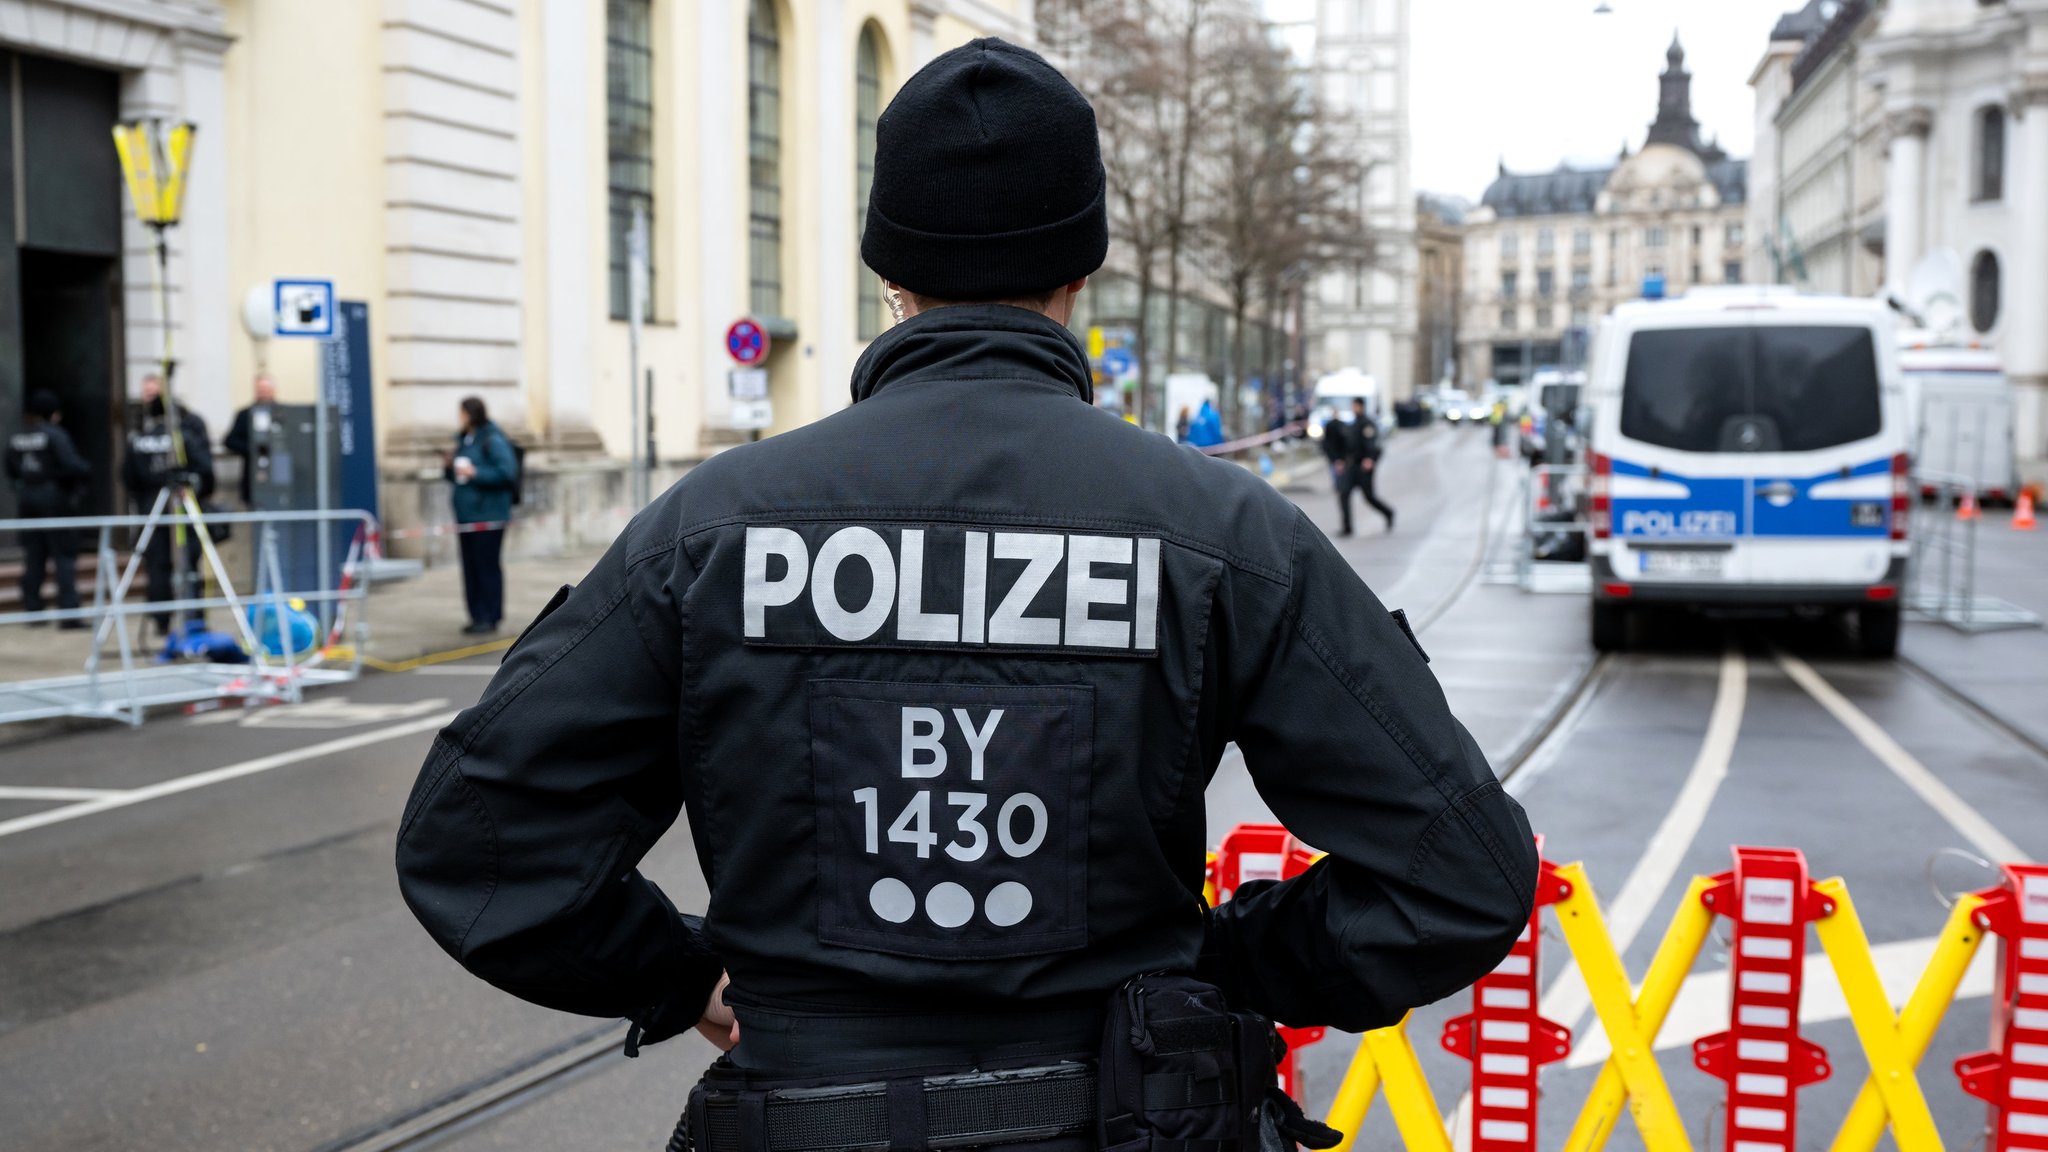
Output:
[
  {"left": 2016, "top": 490, "right": 2038, "bottom": 531},
  {"left": 1957, "top": 490, "right": 1980, "bottom": 521}
]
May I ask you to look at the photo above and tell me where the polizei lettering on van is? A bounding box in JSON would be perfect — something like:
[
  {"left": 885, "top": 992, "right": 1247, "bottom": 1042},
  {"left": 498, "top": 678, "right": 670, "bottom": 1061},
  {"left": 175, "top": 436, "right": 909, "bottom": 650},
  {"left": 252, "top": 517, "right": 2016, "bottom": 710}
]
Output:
[{"left": 742, "top": 524, "right": 1162, "bottom": 654}]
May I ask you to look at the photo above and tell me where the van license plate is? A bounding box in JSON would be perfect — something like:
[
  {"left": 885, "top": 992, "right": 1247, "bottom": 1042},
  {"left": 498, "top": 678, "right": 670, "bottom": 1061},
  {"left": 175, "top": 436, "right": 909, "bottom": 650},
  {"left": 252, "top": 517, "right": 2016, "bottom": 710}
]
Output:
[{"left": 1639, "top": 550, "right": 1725, "bottom": 578}]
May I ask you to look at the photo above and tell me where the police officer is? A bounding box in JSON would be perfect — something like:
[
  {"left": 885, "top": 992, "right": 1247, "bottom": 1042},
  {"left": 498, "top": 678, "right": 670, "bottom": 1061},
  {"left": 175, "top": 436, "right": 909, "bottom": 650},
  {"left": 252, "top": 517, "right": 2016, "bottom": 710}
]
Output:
[
  {"left": 124, "top": 374, "right": 215, "bottom": 632},
  {"left": 398, "top": 38, "right": 1534, "bottom": 1151},
  {"left": 6, "top": 390, "right": 91, "bottom": 627}
]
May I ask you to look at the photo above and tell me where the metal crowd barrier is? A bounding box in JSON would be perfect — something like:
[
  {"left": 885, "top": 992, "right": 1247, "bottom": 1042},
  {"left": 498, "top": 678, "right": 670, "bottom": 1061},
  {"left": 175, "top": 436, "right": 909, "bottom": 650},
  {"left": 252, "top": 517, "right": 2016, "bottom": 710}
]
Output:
[
  {"left": 0, "top": 505, "right": 377, "bottom": 726},
  {"left": 1483, "top": 462, "right": 1591, "bottom": 594},
  {"left": 1209, "top": 822, "right": 2046, "bottom": 1152},
  {"left": 1907, "top": 469, "right": 2040, "bottom": 633}
]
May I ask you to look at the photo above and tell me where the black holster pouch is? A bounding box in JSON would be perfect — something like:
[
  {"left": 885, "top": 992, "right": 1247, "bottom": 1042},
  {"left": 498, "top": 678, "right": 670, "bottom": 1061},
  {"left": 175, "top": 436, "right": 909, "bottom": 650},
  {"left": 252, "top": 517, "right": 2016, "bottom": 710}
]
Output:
[{"left": 1096, "top": 974, "right": 1340, "bottom": 1152}]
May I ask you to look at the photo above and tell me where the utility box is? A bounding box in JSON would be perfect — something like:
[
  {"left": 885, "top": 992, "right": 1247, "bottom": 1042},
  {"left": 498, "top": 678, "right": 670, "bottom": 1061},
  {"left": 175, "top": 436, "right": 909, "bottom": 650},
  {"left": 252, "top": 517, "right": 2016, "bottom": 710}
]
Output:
[{"left": 246, "top": 403, "right": 336, "bottom": 600}]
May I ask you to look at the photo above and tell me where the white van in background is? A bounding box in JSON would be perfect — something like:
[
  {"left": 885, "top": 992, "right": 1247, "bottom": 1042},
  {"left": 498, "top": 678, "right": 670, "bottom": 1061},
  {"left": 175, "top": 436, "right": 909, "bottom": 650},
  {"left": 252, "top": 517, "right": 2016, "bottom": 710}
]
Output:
[
  {"left": 1900, "top": 343, "right": 2015, "bottom": 503},
  {"left": 1306, "top": 368, "right": 1386, "bottom": 441},
  {"left": 1584, "top": 289, "right": 1911, "bottom": 656}
]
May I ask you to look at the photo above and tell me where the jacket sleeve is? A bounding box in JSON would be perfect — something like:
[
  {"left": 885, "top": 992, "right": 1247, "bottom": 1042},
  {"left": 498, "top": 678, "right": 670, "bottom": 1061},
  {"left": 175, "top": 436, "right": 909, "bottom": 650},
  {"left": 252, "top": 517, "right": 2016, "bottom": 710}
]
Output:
[
  {"left": 223, "top": 410, "right": 250, "bottom": 458},
  {"left": 52, "top": 428, "right": 91, "bottom": 482},
  {"left": 395, "top": 524, "right": 721, "bottom": 1040},
  {"left": 1201, "top": 513, "right": 1537, "bottom": 1032}
]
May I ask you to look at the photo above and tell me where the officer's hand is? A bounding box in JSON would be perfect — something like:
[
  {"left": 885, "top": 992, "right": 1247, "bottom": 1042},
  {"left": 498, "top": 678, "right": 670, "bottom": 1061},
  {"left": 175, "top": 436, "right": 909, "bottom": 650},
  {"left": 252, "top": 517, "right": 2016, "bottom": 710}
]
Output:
[{"left": 694, "top": 972, "right": 739, "bottom": 1051}]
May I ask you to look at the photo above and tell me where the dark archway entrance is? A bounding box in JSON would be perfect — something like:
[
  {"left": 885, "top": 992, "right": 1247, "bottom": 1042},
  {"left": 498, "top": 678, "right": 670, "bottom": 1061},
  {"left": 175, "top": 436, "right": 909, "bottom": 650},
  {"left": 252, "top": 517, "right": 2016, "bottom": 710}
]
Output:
[{"left": 1, "top": 50, "right": 125, "bottom": 526}]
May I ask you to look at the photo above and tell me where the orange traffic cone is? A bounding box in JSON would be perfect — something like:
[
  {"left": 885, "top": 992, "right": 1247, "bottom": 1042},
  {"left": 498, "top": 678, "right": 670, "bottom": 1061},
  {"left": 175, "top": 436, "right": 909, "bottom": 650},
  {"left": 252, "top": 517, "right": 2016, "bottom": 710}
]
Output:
[
  {"left": 1958, "top": 490, "right": 1980, "bottom": 521},
  {"left": 2016, "top": 490, "right": 2038, "bottom": 531}
]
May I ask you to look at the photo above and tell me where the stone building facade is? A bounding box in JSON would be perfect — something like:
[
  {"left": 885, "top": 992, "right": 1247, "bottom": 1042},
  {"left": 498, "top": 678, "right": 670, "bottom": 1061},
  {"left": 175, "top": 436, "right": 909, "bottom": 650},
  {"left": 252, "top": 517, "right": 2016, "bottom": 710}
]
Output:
[
  {"left": 1458, "top": 37, "right": 1748, "bottom": 387},
  {"left": 0, "top": 0, "right": 1033, "bottom": 549}
]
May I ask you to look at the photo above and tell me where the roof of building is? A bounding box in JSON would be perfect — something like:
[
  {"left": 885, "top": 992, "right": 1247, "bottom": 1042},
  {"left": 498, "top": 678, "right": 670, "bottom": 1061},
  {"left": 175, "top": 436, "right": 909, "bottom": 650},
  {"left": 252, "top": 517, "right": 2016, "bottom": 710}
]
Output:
[
  {"left": 1708, "top": 157, "right": 1749, "bottom": 206},
  {"left": 1417, "top": 191, "right": 1471, "bottom": 225},
  {"left": 1770, "top": 0, "right": 1837, "bottom": 44},
  {"left": 1480, "top": 163, "right": 1613, "bottom": 218}
]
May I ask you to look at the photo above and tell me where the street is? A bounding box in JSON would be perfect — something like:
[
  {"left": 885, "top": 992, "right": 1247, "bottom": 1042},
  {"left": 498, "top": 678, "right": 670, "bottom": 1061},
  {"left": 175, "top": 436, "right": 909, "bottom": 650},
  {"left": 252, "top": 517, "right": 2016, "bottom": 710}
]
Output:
[{"left": 2, "top": 425, "right": 2045, "bottom": 1152}]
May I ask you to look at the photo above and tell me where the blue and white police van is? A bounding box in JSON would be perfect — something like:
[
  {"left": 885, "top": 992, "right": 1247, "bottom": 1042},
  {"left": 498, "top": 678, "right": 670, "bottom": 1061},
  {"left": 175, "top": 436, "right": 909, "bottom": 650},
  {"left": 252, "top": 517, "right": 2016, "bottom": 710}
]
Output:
[{"left": 1584, "top": 288, "right": 1910, "bottom": 656}]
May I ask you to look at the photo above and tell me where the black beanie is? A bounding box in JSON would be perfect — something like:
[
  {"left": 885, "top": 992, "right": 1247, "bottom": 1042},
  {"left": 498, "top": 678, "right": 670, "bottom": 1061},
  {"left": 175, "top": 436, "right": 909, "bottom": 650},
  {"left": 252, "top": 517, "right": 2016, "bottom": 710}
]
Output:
[{"left": 861, "top": 38, "right": 1108, "bottom": 301}]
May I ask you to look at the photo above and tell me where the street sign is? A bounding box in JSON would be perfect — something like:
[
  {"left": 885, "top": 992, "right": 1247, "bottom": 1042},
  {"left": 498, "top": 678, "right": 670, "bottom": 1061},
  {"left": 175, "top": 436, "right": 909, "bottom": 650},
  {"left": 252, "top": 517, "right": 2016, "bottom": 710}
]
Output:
[
  {"left": 728, "top": 368, "right": 772, "bottom": 430},
  {"left": 1100, "top": 347, "right": 1136, "bottom": 378},
  {"left": 726, "top": 318, "right": 769, "bottom": 365},
  {"left": 274, "top": 279, "right": 335, "bottom": 338}
]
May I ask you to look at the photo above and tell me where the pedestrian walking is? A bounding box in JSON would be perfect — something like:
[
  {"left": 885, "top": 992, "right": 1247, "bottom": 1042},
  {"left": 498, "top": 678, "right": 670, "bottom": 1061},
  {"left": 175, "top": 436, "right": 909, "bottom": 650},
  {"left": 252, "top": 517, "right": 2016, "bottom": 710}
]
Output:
[
  {"left": 6, "top": 390, "right": 91, "bottom": 626},
  {"left": 221, "top": 373, "right": 278, "bottom": 508},
  {"left": 1320, "top": 406, "right": 1361, "bottom": 536},
  {"left": 440, "top": 396, "right": 517, "bottom": 635},
  {"left": 1346, "top": 397, "right": 1396, "bottom": 533},
  {"left": 124, "top": 375, "right": 215, "bottom": 633},
  {"left": 1174, "top": 405, "right": 1192, "bottom": 443},
  {"left": 398, "top": 38, "right": 1534, "bottom": 1152}
]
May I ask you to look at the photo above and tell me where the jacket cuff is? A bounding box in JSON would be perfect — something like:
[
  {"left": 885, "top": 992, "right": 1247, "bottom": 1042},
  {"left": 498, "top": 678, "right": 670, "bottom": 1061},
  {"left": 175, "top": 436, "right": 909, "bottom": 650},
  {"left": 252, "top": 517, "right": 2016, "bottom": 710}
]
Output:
[{"left": 625, "top": 914, "right": 724, "bottom": 1055}]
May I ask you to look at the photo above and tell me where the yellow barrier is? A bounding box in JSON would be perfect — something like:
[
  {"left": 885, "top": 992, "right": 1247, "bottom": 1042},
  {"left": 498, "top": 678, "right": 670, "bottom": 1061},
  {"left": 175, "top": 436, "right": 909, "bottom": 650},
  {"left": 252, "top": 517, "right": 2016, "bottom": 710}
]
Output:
[{"left": 1311, "top": 856, "right": 1987, "bottom": 1152}]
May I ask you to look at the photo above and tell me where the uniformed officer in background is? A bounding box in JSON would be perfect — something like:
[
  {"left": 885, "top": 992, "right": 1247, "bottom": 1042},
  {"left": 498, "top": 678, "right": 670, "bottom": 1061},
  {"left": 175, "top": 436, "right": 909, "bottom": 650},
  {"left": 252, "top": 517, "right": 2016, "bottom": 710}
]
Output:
[
  {"left": 124, "top": 374, "right": 216, "bottom": 632},
  {"left": 6, "top": 390, "right": 91, "bottom": 626},
  {"left": 399, "top": 38, "right": 1535, "bottom": 1151}
]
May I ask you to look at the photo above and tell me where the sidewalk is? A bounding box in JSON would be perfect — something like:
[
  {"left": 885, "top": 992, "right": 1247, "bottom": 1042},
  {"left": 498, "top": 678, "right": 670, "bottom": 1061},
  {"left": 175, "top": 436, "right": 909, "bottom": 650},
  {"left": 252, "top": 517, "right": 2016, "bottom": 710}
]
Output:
[{"left": 1898, "top": 505, "right": 2048, "bottom": 751}]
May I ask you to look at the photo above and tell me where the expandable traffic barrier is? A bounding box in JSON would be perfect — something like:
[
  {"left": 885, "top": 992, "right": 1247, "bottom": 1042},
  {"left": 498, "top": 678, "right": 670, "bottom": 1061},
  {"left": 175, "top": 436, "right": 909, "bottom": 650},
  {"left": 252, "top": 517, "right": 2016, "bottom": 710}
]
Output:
[
  {"left": 1202, "top": 825, "right": 2016, "bottom": 1152},
  {"left": 1954, "top": 864, "right": 2048, "bottom": 1152}
]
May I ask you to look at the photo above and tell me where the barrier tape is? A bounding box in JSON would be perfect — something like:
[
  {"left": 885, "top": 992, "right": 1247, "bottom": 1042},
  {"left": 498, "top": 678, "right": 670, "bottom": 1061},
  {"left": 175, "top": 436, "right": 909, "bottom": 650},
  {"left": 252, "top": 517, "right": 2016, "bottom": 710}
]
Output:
[{"left": 1204, "top": 826, "right": 2030, "bottom": 1152}]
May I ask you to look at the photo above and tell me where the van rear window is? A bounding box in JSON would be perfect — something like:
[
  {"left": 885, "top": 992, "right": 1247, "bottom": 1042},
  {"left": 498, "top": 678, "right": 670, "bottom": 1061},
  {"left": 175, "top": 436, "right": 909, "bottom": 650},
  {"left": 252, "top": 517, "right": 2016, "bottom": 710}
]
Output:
[{"left": 1620, "top": 326, "right": 1882, "bottom": 452}]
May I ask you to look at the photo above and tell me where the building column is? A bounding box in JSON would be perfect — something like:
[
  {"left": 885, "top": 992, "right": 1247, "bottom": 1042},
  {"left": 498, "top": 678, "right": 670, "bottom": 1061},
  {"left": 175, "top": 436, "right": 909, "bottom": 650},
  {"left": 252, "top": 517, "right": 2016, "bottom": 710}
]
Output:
[
  {"left": 2007, "top": 84, "right": 2048, "bottom": 468},
  {"left": 543, "top": 0, "right": 598, "bottom": 447},
  {"left": 172, "top": 30, "right": 232, "bottom": 433},
  {"left": 1882, "top": 106, "right": 1931, "bottom": 298},
  {"left": 813, "top": 0, "right": 855, "bottom": 420}
]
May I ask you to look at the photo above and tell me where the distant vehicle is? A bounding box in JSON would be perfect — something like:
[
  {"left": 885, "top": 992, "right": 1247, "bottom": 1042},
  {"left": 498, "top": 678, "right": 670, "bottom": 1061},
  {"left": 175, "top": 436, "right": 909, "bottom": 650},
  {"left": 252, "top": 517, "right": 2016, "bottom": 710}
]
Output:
[
  {"left": 1438, "top": 388, "right": 1475, "bottom": 424},
  {"left": 1306, "top": 369, "right": 1390, "bottom": 441},
  {"left": 1584, "top": 289, "right": 1910, "bottom": 657},
  {"left": 1899, "top": 343, "right": 2015, "bottom": 504},
  {"left": 1523, "top": 369, "right": 1587, "bottom": 462}
]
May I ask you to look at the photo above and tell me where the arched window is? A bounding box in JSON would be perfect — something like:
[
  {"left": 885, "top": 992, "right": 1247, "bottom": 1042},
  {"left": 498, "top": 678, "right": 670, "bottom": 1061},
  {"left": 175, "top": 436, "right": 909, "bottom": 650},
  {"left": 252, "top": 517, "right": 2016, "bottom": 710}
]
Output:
[
  {"left": 856, "top": 26, "right": 884, "bottom": 341},
  {"left": 606, "top": 0, "right": 655, "bottom": 321},
  {"left": 1975, "top": 105, "right": 2005, "bottom": 201},
  {"left": 1971, "top": 249, "right": 2000, "bottom": 333},
  {"left": 748, "top": 0, "right": 783, "bottom": 319}
]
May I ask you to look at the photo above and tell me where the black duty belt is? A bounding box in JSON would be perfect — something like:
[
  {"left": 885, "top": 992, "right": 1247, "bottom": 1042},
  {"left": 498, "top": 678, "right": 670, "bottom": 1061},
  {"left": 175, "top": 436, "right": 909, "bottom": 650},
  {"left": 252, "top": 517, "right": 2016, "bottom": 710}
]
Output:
[{"left": 687, "top": 1063, "right": 1096, "bottom": 1152}]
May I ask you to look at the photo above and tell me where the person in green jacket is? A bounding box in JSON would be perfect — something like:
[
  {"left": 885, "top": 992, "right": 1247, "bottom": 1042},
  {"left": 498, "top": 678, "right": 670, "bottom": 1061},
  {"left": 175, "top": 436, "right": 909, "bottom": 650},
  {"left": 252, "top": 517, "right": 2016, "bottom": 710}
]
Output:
[{"left": 439, "top": 396, "right": 519, "bottom": 634}]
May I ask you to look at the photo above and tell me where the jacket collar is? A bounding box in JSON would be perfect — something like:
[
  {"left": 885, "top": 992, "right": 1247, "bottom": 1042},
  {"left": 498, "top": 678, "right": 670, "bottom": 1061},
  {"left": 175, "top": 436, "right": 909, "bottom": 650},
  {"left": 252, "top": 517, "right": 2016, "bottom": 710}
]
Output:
[{"left": 849, "top": 305, "right": 1093, "bottom": 405}]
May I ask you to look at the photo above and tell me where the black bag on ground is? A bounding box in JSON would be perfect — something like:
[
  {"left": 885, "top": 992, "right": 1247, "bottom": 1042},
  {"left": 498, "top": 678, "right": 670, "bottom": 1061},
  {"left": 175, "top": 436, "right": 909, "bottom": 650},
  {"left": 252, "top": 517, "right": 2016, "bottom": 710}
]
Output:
[{"left": 1097, "top": 974, "right": 1339, "bottom": 1152}]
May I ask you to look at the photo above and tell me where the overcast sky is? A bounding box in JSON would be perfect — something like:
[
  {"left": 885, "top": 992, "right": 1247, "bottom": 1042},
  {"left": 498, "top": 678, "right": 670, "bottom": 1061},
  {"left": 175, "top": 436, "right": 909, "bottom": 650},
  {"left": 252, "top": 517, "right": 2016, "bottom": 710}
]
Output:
[{"left": 1410, "top": 0, "right": 1804, "bottom": 201}]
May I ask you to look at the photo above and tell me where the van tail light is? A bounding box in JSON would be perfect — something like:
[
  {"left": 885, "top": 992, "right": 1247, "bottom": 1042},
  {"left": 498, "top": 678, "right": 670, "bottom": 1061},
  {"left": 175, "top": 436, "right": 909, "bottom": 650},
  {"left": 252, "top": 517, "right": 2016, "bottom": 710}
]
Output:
[
  {"left": 1890, "top": 452, "right": 1911, "bottom": 541},
  {"left": 1589, "top": 451, "right": 1612, "bottom": 539}
]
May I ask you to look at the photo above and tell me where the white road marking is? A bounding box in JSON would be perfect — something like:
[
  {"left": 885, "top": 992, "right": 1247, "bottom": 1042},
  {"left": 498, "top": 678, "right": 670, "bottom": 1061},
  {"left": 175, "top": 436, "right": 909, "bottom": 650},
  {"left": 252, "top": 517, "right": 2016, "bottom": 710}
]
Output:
[
  {"left": 0, "top": 786, "right": 126, "bottom": 801},
  {"left": 1451, "top": 649, "right": 1747, "bottom": 1151},
  {"left": 1565, "top": 932, "right": 1998, "bottom": 1067},
  {"left": 1540, "top": 648, "right": 1749, "bottom": 1024},
  {"left": 0, "top": 711, "right": 459, "bottom": 840},
  {"left": 1775, "top": 652, "right": 2033, "bottom": 865}
]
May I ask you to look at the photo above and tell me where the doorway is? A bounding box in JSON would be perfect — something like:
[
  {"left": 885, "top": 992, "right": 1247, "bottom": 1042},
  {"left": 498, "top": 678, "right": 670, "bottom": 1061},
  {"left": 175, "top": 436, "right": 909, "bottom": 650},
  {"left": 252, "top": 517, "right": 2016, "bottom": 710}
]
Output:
[{"left": 21, "top": 248, "right": 122, "bottom": 516}]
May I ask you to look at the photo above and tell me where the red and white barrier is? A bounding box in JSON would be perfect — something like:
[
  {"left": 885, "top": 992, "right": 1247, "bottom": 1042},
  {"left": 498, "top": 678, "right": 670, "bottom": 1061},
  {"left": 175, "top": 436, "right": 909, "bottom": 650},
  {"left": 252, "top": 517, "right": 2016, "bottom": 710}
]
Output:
[{"left": 1957, "top": 863, "right": 2048, "bottom": 1152}]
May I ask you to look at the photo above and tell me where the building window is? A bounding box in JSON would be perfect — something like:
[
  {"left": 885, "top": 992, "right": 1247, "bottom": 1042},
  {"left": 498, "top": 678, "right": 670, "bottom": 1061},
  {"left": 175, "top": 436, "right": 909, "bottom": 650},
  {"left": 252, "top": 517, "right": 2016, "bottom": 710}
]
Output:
[
  {"left": 1690, "top": 263, "right": 1701, "bottom": 283},
  {"left": 1609, "top": 228, "right": 1620, "bottom": 248},
  {"left": 749, "top": 0, "right": 783, "bottom": 319},
  {"left": 1500, "top": 232, "right": 1519, "bottom": 260},
  {"left": 1571, "top": 266, "right": 1590, "bottom": 291},
  {"left": 1726, "top": 222, "right": 1743, "bottom": 247},
  {"left": 1725, "top": 261, "right": 1742, "bottom": 284},
  {"left": 1500, "top": 271, "right": 1517, "bottom": 297},
  {"left": 1536, "top": 227, "right": 1554, "bottom": 257},
  {"left": 1570, "top": 307, "right": 1590, "bottom": 329},
  {"left": 1975, "top": 105, "right": 2005, "bottom": 201},
  {"left": 855, "top": 26, "right": 883, "bottom": 341},
  {"left": 1971, "top": 249, "right": 2001, "bottom": 332},
  {"left": 1536, "top": 268, "right": 1554, "bottom": 297},
  {"left": 1499, "top": 306, "right": 1517, "bottom": 331},
  {"left": 1572, "top": 228, "right": 1591, "bottom": 255},
  {"left": 1691, "top": 225, "right": 1702, "bottom": 246},
  {"left": 1645, "top": 226, "right": 1666, "bottom": 248},
  {"left": 1535, "top": 305, "right": 1553, "bottom": 329},
  {"left": 606, "top": 0, "right": 655, "bottom": 321}
]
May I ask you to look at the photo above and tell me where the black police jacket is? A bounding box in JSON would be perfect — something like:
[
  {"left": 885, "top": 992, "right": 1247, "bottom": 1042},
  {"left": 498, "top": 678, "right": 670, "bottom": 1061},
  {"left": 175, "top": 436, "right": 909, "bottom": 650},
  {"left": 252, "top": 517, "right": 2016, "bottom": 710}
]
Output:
[
  {"left": 396, "top": 305, "right": 1537, "bottom": 1046},
  {"left": 124, "top": 406, "right": 215, "bottom": 504},
  {"left": 6, "top": 422, "right": 90, "bottom": 517}
]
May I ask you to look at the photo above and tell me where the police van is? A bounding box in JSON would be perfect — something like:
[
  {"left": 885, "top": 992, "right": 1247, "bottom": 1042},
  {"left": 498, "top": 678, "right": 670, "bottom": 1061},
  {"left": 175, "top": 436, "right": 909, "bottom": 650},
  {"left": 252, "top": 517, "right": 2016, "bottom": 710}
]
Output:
[{"left": 1584, "top": 288, "right": 1910, "bottom": 656}]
